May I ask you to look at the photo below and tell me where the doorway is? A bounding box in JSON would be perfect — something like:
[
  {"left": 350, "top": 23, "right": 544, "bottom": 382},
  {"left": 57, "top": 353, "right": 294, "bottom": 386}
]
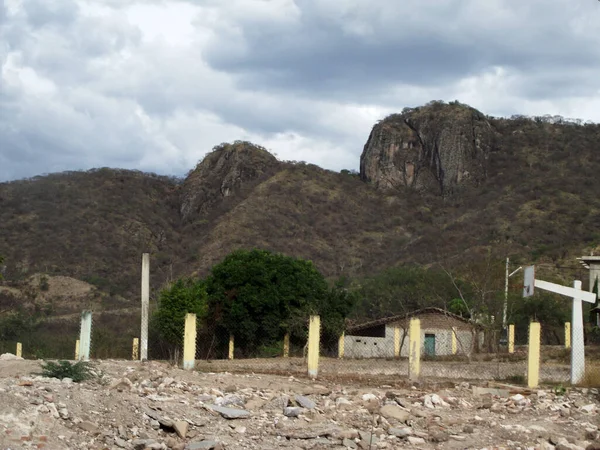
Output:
[{"left": 424, "top": 334, "right": 436, "bottom": 356}]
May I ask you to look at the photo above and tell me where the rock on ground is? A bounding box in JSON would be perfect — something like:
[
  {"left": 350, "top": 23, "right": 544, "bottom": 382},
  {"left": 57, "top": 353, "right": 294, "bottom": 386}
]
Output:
[{"left": 0, "top": 359, "right": 599, "bottom": 450}]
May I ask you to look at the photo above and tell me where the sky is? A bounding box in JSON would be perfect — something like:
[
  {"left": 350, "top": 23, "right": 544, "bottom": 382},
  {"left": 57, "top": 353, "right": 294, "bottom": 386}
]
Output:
[{"left": 1, "top": 0, "right": 600, "bottom": 182}]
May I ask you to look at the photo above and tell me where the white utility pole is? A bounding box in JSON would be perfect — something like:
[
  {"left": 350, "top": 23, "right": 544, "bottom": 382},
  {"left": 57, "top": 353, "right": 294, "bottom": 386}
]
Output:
[
  {"left": 79, "top": 310, "right": 92, "bottom": 361},
  {"left": 140, "top": 253, "right": 150, "bottom": 361},
  {"left": 503, "top": 258, "right": 522, "bottom": 329},
  {"left": 571, "top": 280, "right": 585, "bottom": 384},
  {"left": 523, "top": 266, "right": 595, "bottom": 384}
]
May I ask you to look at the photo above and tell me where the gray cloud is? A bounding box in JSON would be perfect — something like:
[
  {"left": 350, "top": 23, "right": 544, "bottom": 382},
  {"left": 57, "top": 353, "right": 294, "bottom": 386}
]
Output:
[
  {"left": 201, "top": 0, "right": 600, "bottom": 100},
  {"left": 0, "top": 0, "right": 599, "bottom": 182}
]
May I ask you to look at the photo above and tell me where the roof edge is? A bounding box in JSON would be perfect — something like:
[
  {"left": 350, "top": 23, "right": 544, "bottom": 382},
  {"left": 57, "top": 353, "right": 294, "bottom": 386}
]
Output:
[{"left": 346, "top": 307, "right": 478, "bottom": 333}]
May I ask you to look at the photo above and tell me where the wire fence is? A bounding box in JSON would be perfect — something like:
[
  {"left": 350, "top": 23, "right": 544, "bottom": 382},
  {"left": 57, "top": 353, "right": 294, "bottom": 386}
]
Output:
[
  {"left": 172, "top": 313, "right": 582, "bottom": 387},
  {"left": 3, "top": 309, "right": 597, "bottom": 389},
  {"left": 193, "top": 324, "right": 308, "bottom": 375}
]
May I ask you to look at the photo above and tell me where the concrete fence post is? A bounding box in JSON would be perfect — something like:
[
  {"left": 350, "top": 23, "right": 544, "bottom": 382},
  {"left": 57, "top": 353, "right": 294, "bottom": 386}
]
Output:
[
  {"left": 183, "top": 313, "right": 196, "bottom": 370},
  {"left": 132, "top": 338, "right": 139, "bottom": 360},
  {"left": 283, "top": 333, "right": 290, "bottom": 358},
  {"left": 451, "top": 327, "right": 457, "bottom": 355},
  {"left": 75, "top": 340, "right": 80, "bottom": 360},
  {"left": 338, "top": 332, "right": 345, "bottom": 359},
  {"left": 140, "top": 253, "right": 150, "bottom": 361},
  {"left": 16, "top": 342, "right": 22, "bottom": 358},
  {"left": 571, "top": 280, "right": 585, "bottom": 385},
  {"left": 79, "top": 310, "right": 92, "bottom": 361},
  {"left": 228, "top": 335, "right": 235, "bottom": 360},
  {"left": 394, "top": 326, "right": 401, "bottom": 358},
  {"left": 409, "top": 318, "right": 421, "bottom": 381},
  {"left": 508, "top": 324, "right": 515, "bottom": 354},
  {"left": 565, "top": 322, "right": 571, "bottom": 349},
  {"left": 527, "top": 322, "right": 541, "bottom": 388},
  {"left": 307, "top": 315, "right": 320, "bottom": 378}
]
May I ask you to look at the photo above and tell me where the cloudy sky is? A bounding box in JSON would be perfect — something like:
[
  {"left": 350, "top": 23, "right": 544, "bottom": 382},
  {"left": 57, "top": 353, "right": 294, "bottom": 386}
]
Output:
[{"left": 1, "top": 0, "right": 599, "bottom": 182}]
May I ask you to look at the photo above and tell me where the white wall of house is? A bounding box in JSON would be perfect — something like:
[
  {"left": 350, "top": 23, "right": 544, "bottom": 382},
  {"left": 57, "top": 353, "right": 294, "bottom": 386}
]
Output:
[
  {"left": 342, "top": 335, "right": 394, "bottom": 358},
  {"left": 344, "top": 324, "right": 483, "bottom": 358}
]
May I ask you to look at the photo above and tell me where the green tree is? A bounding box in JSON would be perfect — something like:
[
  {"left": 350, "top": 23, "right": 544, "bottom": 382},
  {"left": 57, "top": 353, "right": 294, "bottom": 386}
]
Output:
[
  {"left": 0, "top": 254, "right": 4, "bottom": 281},
  {"left": 205, "top": 249, "right": 332, "bottom": 355},
  {"left": 511, "top": 291, "right": 569, "bottom": 345},
  {"left": 154, "top": 277, "right": 208, "bottom": 348},
  {"left": 318, "top": 277, "right": 359, "bottom": 354},
  {"left": 351, "top": 265, "right": 468, "bottom": 320}
]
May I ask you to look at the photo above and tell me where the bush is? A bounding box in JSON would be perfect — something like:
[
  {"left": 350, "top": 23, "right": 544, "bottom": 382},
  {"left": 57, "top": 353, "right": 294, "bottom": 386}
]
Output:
[
  {"left": 36, "top": 360, "right": 94, "bottom": 382},
  {"left": 154, "top": 278, "right": 208, "bottom": 349}
]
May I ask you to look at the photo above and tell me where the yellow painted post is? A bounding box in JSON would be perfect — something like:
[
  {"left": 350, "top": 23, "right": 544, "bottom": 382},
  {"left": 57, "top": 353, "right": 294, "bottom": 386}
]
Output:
[
  {"left": 565, "top": 322, "right": 571, "bottom": 349},
  {"left": 527, "top": 322, "right": 541, "bottom": 388},
  {"left": 283, "top": 333, "right": 290, "bottom": 358},
  {"left": 16, "top": 342, "right": 22, "bottom": 358},
  {"left": 183, "top": 313, "right": 197, "bottom": 370},
  {"left": 394, "top": 326, "right": 401, "bottom": 358},
  {"left": 228, "top": 334, "right": 235, "bottom": 360},
  {"left": 338, "top": 332, "right": 345, "bottom": 358},
  {"left": 75, "top": 340, "right": 80, "bottom": 360},
  {"left": 307, "top": 315, "right": 320, "bottom": 378},
  {"left": 451, "top": 327, "right": 457, "bottom": 355},
  {"left": 132, "top": 338, "right": 139, "bottom": 360},
  {"left": 508, "top": 324, "right": 515, "bottom": 354},
  {"left": 409, "top": 318, "right": 421, "bottom": 381}
]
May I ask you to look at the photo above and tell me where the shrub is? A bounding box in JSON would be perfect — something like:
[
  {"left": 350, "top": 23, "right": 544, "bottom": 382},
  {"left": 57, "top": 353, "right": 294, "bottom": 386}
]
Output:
[{"left": 36, "top": 360, "right": 94, "bottom": 382}]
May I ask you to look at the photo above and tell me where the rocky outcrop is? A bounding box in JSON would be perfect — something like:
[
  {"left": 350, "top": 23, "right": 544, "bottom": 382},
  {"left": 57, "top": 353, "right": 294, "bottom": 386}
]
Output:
[
  {"left": 360, "top": 101, "right": 495, "bottom": 195},
  {"left": 180, "top": 141, "right": 280, "bottom": 222}
]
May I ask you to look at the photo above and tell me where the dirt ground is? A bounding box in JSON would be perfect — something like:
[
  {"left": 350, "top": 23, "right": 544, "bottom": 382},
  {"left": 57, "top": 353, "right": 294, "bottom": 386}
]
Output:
[
  {"left": 1, "top": 358, "right": 599, "bottom": 450},
  {"left": 195, "top": 357, "right": 570, "bottom": 384}
]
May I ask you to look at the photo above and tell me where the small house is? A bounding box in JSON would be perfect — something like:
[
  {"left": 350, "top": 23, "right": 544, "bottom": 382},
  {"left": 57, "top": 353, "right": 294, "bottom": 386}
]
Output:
[{"left": 343, "top": 307, "right": 483, "bottom": 358}]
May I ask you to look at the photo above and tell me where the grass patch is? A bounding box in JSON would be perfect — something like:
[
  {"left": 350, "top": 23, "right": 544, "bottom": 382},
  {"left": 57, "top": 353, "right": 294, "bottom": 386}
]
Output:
[
  {"left": 35, "top": 360, "right": 94, "bottom": 382},
  {"left": 578, "top": 366, "right": 600, "bottom": 388}
]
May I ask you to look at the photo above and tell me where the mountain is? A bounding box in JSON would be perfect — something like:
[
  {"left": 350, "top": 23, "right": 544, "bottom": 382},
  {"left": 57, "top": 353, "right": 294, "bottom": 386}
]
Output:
[
  {"left": 1, "top": 102, "right": 599, "bottom": 335},
  {"left": 361, "top": 101, "right": 494, "bottom": 194}
]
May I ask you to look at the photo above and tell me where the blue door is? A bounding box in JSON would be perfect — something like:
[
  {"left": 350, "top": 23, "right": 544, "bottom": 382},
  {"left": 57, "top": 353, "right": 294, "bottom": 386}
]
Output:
[{"left": 424, "top": 334, "right": 436, "bottom": 356}]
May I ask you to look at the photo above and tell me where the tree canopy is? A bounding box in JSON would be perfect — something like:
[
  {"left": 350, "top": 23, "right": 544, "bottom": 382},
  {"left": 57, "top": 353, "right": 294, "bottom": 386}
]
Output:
[
  {"left": 351, "top": 265, "right": 473, "bottom": 320},
  {"left": 205, "top": 249, "right": 353, "bottom": 355},
  {"left": 153, "top": 277, "right": 208, "bottom": 348}
]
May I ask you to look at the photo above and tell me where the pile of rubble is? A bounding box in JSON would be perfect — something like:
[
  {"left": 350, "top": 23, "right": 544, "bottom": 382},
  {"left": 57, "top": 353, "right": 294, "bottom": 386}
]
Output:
[{"left": 0, "top": 358, "right": 599, "bottom": 449}]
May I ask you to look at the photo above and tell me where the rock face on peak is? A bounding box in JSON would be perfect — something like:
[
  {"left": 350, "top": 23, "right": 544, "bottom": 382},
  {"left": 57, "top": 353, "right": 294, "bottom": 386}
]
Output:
[
  {"left": 180, "top": 141, "right": 280, "bottom": 222},
  {"left": 360, "top": 101, "right": 495, "bottom": 195}
]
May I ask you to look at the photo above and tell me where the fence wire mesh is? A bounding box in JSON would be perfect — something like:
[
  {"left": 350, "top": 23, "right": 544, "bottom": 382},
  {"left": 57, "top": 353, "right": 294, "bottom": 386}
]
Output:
[
  {"left": 193, "top": 321, "right": 308, "bottom": 375},
  {"left": 4, "top": 306, "right": 599, "bottom": 391},
  {"left": 538, "top": 322, "right": 574, "bottom": 384}
]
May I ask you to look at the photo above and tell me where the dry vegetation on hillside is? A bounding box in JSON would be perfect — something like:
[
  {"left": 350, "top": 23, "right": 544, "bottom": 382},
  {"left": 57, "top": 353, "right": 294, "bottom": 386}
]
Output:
[{"left": 0, "top": 104, "right": 599, "bottom": 353}]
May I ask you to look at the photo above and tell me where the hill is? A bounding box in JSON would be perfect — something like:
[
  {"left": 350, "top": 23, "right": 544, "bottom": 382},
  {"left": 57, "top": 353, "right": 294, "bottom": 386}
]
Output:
[{"left": 1, "top": 102, "right": 599, "bottom": 352}]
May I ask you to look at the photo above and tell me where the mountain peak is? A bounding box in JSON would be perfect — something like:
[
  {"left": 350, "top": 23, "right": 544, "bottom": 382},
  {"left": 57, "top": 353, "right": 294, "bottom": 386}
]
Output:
[
  {"left": 360, "top": 100, "right": 495, "bottom": 195},
  {"left": 180, "top": 141, "right": 280, "bottom": 221}
]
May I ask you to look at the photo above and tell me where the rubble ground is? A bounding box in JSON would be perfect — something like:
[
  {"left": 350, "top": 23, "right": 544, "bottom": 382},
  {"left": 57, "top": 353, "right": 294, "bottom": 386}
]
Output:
[{"left": 1, "top": 357, "right": 599, "bottom": 450}]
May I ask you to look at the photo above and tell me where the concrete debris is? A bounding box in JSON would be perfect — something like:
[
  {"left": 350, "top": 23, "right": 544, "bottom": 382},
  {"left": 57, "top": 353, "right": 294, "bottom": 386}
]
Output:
[
  {"left": 204, "top": 404, "right": 250, "bottom": 419},
  {"left": 0, "top": 353, "right": 24, "bottom": 361},
  {"left": 379, "top": 404, "right": 410, "bottom": 422},
  {"left": 472, "top": 386, "right": 510, "bottom": 397},
  {"left": 0, "top": 359, "right": 599, "bottom": 449},
  {"left": 283, "top": 406, "right": 302, "bottom": 417},
  {"left": 408, "top": 436, "right": 427, "bottom": 445},
  {"left": 294, "top": 394, "right": 316, "bottom": 410},
  {"left": 342, "top": 437, "right": 358, "bottom": 448},
  {"left": 173, "top": 420, "right": 188, "bottom": 438},
  {"left": 77, "top": 420, "right": 100, "bottom": 435},
  {"left": 388, "top": 427, "right": 412, "bottom": 437},
  {"left": 186, "top": 441, "right": 221, "bottom": 449}
]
